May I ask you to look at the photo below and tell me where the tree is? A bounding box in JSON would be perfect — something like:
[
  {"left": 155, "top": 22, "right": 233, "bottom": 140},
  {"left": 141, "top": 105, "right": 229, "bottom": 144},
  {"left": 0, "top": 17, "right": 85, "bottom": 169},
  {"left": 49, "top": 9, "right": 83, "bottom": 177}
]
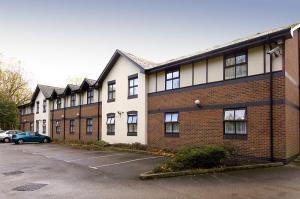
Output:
[
  {"left": 0, "top": 55, "right": 32, "bottom": 105},
  {"left": 65, "top": 75, "right": 85, "bottom": 86},
  {"left": 0, "top": 96, "right": 19, "bottom": 130}
]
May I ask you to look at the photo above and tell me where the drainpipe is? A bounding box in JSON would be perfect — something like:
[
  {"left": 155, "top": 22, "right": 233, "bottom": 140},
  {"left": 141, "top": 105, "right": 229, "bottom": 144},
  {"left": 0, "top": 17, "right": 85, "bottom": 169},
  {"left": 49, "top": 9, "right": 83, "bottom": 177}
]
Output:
[
  {"left": 269, "top": 42, "right": 274, "bottom": 162},
  {"left": 79, "top": 93, "right": 81, "bottom": 141},
  {"left": 63, "top": 97, "right": 66, "bottom": 140},
  {"left": 52, "top": 100, "right": 54, "bottom": 139},
  {"left": 97, "top": 89, "right": 100, "bottom": 141},
  {"left": 298, "top": 30, "right": 300, "bottom": 153}
]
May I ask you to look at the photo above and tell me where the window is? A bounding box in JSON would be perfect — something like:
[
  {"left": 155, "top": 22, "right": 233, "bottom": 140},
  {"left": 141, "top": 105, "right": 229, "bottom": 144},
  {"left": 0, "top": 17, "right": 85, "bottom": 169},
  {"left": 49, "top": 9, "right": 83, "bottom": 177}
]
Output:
[
  {"left": 127, "top": 112, "right": 137, "bottom": 136},
  {"left": 166, "top": 70, "right": 180, "bottom": 90},
  {"left": 71, "top": 94, "right": 76, "bottom": 107},
  {"left": 224, "top": 108, "right": 247, "bottom": 137},
  {"left": 128, "top": 75, "right": 138, "bottom": 98},
  {"left": 30, "top": 122, "right": 34, "bottom": 132},
  {"left": 43, "top": 100, "right": 47, "bottom": 113},
  {"left": 30, "top": 106, "right": 34, "bottom": 114},
  {"left": 224, "top": 53, "right": 247, "bottom": 80},
  {"left": 36, "top": 101, "right": 39, "bottom": 114},
  {"left": 107, "top": 81, "right": 116, "bottom": 102},
  {"left": 56, "top": 121, "right": 61, "bottom": 134},
  {"left": 57, "top": 98, "right": 61, "bottom": 109},
  {"left": 42, "top": 120, "right": 46, "bottom": 134},
  {"left": 86, "top": 118, "right": 93, "bottom": 134},
  {"left": 36, "top": 120, "right": 39, "bottom": 132},
  {"left": 70, "top": 120, "right": 75, "bottom": 134},
  {"left": 106, "top": 114, "right": 115, "bottom": 135},
  {"left": 87, "top": 89, "right": 94, "bottom": 104},
  {"left": 165, "top": 112, "right": 179, "bottom": 136}
]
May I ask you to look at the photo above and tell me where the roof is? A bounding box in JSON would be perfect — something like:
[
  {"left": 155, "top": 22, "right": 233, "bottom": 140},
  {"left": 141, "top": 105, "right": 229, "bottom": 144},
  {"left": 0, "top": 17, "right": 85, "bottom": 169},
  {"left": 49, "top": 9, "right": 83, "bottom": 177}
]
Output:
[
  {"left": 30, "top": 84, "right": 64, "bottom": 103},
  {"left": 119, "top": 50, "right": 158, "bottom": 69},
  {"left": 79, "top": 78, "right": 96, "bottom": 90}
]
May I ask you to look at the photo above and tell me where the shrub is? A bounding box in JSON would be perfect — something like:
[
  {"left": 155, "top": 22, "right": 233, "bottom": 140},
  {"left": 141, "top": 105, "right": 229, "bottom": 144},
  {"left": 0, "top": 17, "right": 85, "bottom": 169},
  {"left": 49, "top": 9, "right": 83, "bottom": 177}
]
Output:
[{"left": 153, "top": 145, "right": 229, "bottom": 173}]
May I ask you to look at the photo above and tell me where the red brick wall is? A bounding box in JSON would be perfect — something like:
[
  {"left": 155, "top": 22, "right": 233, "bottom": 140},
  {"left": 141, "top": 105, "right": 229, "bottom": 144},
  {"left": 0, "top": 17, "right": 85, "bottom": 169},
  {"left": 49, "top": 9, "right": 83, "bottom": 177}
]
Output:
[
  {"left": 19, "top": 114, "right": 34, "bottom": 131},
  {"left": 50, "top": 102, "right": 101, "bottom": 143},
  {"left": 147, "top": 74, "right": 286, "bottom": 160},
  {"left": 284, "top": 30, "right": 300, "bottom": 159}
]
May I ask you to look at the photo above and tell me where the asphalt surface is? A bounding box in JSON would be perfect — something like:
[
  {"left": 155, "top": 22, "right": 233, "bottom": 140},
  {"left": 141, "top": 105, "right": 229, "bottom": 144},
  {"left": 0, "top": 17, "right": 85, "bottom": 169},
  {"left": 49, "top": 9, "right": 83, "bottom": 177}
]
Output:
[{"left": 1, "top": 143, "right": 300, "bottom": 199}]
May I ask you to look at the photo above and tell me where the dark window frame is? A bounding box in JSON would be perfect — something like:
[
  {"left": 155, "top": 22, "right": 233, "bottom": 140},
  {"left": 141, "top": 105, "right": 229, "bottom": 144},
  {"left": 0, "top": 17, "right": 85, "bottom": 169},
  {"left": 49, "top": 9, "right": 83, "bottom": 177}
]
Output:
[
  {"left": 224, "top": 51, "right": 248, "bottom": 80},
  {"left": 30, "top": 122, "right": 34, "bottom": 132},
  {"left": 57, "top": 98, "right": 62, "bottom": 109},
  {"left": 165, "top": 68, "right": 180, "bottom": 90},
  {"left": 164, "top": 112, "right": 180, "bottom": 137},
  {"left": 223, "top": 107, "right": 247, "bottom": 139},
  {"left": 42, "top": 120, "right": 46, "bottom": 134},
  {"left": 36, "top": 120, "right": 39, "bottom": 132},
  {"left": 86, "top": 118, "right": 93, "bottom": 134},
  {"left": 106, "top": 113, "right": 115, "bottom": 135},
  {"left": 55, "top": 120, "right": 61, "bottom": 134},
  {"left": 87, "top": 89, "right": 94, "bottom": 104},
  {"left": 71, "top": 94, "right": 76, "bottom": 107},
  {"left": 70, "top": 119, "right": 75, "bottom": 134},
  {"left": 43, "top": 100, "right": 47, "bottom": 113},
  {"left": 128, "top": 74, "right": 138, "bottom": 99},
  {"left": 107, "top": 80, "right": 116, "bottom": 102},
  {"left": 36, "top": 101, "right": 39, "bottom": 114},
  {"left": 127, "top": 111, "right": 137, "bottom": 136}
]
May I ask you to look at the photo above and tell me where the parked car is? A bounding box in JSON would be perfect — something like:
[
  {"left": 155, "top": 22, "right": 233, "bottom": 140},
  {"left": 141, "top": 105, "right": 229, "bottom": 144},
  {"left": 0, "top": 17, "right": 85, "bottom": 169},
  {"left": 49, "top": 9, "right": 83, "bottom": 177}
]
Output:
[
  {"left": 0, "top": 130, "right": 22, "bottom": 143},
  {"left": 12, "top": 132, "right": 51, "bottom": 144}
]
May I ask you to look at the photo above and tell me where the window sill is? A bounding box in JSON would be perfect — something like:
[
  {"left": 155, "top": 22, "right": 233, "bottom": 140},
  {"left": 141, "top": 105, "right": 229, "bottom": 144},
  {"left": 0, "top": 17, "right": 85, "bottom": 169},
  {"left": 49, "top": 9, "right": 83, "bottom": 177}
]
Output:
[
  {"left": 128, "top": 95, "right": 138, "bottom": 99},
  {"left": 107, "top": 99, "right": 115, "bottom": 103},
  {"left": 165, "top": 133, "right": 179, "bottom": 137},
  {"left": 223, "top": 134, "right": 247, "bottom": 140},
  {"left": 127, "top": 132, "right": 137, "bottom": 136},
  {"left": 107, "top": 132, "right": 115, "bottom": 136}
]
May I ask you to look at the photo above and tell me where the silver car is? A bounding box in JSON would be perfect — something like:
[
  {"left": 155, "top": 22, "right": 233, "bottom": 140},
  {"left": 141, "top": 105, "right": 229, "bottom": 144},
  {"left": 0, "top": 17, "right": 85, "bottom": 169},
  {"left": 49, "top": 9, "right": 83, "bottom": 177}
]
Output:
[{"left": 0, "top": 130, "right": 22, "bottom": 143}]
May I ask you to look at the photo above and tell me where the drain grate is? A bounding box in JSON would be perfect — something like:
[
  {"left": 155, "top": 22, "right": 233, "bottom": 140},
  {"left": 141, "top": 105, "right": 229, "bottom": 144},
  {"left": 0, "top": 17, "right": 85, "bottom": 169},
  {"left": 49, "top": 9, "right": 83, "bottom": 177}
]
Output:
[
  {"left": 13, "top": 183, "right": 47, "bottom": 191},
  {"left": 2, "top": 171, "right": 24, "bottom": 176}
]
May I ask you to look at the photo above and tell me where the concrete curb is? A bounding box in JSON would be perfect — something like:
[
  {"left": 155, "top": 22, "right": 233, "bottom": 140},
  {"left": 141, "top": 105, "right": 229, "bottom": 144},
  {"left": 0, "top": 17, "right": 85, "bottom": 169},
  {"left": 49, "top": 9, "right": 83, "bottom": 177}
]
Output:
[{"left": 139, "top": 162, "right": 284, "bottom": 180}]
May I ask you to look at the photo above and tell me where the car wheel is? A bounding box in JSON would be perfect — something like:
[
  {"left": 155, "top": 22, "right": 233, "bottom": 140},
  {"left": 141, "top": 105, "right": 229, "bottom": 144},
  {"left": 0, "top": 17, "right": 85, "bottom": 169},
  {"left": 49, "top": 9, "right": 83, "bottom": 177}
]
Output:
[
  {"left": 18, "top": 139, "right": 24, "bottom": 144},
  {"left": 42, "top": 138, "right": 49, "bottom": 143},
  {"left": 4, "top": 138, "right": 10, "bottom": 143}
]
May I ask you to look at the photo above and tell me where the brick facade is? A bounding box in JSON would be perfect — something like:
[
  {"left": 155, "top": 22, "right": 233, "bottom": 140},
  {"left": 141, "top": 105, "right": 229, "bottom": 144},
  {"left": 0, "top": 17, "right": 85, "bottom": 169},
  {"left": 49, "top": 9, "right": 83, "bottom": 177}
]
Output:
[
  {"left": 50, "top": 102, "right": 101, "bottom": 143},
  {"left": 19, "top": 114, "right": 34, "bottom": 131}
]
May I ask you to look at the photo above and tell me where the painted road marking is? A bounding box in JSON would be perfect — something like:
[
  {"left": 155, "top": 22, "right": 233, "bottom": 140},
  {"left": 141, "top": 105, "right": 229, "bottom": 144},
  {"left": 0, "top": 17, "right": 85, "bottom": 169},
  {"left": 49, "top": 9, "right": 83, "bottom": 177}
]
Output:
[
  {"left": 64, "top": 153, "right": 125, "bottom": 163},
  {"left": 89, "top": 156, "right": 164, "bottom": 170}
]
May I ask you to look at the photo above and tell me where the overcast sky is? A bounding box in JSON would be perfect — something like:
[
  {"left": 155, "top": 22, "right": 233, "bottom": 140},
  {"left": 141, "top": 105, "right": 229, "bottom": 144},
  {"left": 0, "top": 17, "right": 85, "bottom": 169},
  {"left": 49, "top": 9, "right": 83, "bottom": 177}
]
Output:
[{"left": 0, "top": 0, "right": 299, "bottom": 89}]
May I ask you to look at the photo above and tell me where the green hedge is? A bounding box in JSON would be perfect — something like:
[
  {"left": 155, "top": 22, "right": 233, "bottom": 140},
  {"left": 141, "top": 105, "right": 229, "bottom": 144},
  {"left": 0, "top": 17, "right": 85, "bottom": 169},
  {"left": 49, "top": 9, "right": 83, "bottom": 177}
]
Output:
[{"left": 153, "top": 145, "right": 229, "bottom": 173}]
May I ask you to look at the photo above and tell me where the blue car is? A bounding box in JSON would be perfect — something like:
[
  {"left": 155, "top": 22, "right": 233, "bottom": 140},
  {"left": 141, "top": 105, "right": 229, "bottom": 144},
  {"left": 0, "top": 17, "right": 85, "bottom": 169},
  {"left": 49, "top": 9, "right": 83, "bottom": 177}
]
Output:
[{"left": 12, "top": 132, "right": 51, "bottom": 144}]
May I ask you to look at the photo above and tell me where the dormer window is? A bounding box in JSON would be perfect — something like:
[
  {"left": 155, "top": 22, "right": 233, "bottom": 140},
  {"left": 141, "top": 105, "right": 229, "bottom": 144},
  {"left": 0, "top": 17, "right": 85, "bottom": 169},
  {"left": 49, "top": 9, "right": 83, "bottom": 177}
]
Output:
[
  {"left": 57, "top": 98, "right": 61, "bottom": 109},
  {"left": 36, "top": 101, "right": 39, "bottom": 114},
  {"left": 87, "top": 89, "right": 94, "bottom": 104},
  {"left": 71, "top": 94, "right": 76, "bottom": 106}
]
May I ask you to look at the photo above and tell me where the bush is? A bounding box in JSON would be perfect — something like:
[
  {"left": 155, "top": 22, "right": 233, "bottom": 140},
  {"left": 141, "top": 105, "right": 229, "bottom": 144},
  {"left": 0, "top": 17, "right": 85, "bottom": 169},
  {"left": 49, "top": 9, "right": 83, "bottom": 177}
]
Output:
[{"left": 153, "top": 145, "right": 229, "bottom": 173}]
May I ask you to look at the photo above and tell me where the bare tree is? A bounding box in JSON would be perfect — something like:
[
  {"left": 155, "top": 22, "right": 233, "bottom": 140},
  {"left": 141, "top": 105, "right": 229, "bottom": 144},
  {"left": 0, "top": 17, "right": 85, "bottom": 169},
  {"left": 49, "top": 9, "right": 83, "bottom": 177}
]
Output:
[
  {"left": 0, "top": 55, "right": 32, "bottom": 105},
  {"left": 65, "top": 75, "right": 85, "bottom": 85}
]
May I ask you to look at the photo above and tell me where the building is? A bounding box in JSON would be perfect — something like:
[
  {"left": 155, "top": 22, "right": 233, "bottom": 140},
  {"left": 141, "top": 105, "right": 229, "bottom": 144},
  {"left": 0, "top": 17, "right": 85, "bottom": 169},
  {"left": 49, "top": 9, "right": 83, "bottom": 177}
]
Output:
[
  {"left": 19, "top": 23, "right": 300, "bottom": 162},
  {"left": 19, "top": 84, "right": 63, "bottom": 136}
]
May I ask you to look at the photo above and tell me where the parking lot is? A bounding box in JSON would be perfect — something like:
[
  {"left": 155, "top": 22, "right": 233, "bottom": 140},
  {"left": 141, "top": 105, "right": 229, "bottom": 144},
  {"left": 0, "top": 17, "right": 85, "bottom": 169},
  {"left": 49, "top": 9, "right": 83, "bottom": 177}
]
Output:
[{"left": 2, "top": 143, "right": 300, "bottom": 199}]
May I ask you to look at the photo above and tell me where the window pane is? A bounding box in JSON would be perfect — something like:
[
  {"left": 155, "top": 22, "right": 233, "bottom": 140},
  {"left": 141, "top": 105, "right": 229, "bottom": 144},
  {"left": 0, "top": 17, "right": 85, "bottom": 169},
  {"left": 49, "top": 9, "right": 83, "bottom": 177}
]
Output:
[
  {"left": 111, "top": 117, "right": 115, "bottom": 124},
  {"left": 172, "top": 123, "right": 179, "bottom": 133},
  {"left": 129, "top": 79, "right": 134, "bottom": 87},
  {"left": 112, "top": 92, "right": 115, "bottom": 99},
  {"left": 171, "top": 113, "right": 178, "bottom": 122},
  {"left": 165, "top": 123, "right": 172, "bottom": 133},
  {"left": 226, "top": 57, "right": 235, "bottom": 66},
  {"left": 133, "top": 124, "right": 137, "bottom": 132},
  {"left": 129, "top": 88, "right": 134, "bottom": 96},
  {"left": 236, "top": 64, "right": 247, "bottom": 78},
  {"left": 165, "top": 114, "right": 172, "bottom": 122},
  {"left": 235, "top": 109, "right": 246, "bottom": 120},
  {"left": 236, "top": 122, "right": 247, "bottom": 134},
  {"left": 225, "top": 122, "right": 235, "bottom": 134},
  {"left": 128, "top": 116, "right": 133, "bottom": 124},
  {"left": 166, "top": 72, "right": 172, "bottom": 79},
  {"left": 133, "top": 87, "right": 138, "bottom": 95},
  {"left": 133, "top": 78, "right": 138, "bottom": 86},
  {"left": 224, "top": 110, "right": 234, "bottom": 120},
  {"left": 128, "top": 124, "right": 134, "bottom": 132},
  {"left": 132, "top": 115, "right": 137, "bottom": 123},
  {"left": 173, "top": 71, "right": 179, "bottom": 78},
  {"left": 166, "top": 80, "right": 172, "bottom": 90},
  {"left": 236, "top": 54, "right": 246, "bottom": 64},
  {"left": 173, "top": 78, "right": 180, "bottom": 89},
  {"left": 225, "top": 67, "right": 235, "bottom": 80}
]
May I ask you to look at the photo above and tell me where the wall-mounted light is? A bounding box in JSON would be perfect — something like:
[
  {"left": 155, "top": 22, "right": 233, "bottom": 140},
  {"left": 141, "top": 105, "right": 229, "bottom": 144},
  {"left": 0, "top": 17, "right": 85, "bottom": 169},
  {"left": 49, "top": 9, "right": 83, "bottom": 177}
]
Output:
[
  {"left": 194, "top": 99, "right": 201, "bottom": 107},
  {"left": 61, "top": 114, "right": 64, "bottom": 118},
  {"left": 76, "top": 113, "right": 79, "bottom": 116},
  {"left": 24, "top": 119, "right": 27, "bottom": 122}
]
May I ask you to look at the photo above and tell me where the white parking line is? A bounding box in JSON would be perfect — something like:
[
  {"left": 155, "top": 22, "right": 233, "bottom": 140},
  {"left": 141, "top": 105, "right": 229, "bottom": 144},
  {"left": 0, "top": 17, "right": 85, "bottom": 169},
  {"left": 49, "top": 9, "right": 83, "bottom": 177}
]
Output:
[
  {"left": 64, "top": 153, "right": 125, "bottom": 163},
  {"left": 89, "top": 156, "right": 164, "bottom": 170}
]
